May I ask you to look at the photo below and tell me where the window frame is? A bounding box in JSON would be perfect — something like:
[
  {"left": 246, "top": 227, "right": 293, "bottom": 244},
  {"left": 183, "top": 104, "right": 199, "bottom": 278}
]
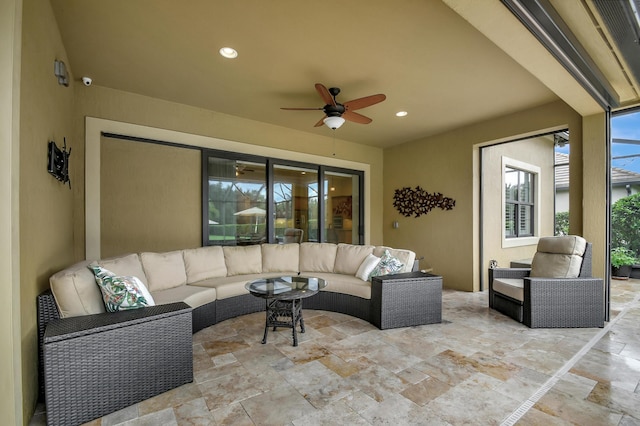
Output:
[{"left": 502, "top": 156, "right": 540, "bottom": 248}]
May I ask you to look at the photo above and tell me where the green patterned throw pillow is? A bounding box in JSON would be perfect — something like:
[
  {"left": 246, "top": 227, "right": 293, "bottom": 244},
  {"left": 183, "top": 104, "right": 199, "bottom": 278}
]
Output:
[
  {"left": 368, "top": 250, "right": 404, "bottom": 281},
  {"left": 89, "top": 265, "right": 155, "bottom": 312}
]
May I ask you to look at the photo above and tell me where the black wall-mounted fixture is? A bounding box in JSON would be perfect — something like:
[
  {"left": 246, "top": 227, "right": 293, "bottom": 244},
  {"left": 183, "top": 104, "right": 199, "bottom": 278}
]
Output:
[
  {"left": 48, "top": 139, "right": 71, "bottom": 188},
  {"left": 54, "top": 59, "right": 69, "bottom": 87}
]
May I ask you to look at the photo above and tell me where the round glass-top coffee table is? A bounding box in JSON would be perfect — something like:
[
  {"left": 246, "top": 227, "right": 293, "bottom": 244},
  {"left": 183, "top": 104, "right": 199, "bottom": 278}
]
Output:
[{"left": 245, "top": 276, "right": 326, "bottom": 346}]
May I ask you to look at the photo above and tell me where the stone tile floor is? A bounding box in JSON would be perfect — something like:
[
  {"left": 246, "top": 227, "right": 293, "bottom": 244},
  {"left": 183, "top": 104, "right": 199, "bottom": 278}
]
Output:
[{"left": 31, "top": 279, "right": 640, "bottom": 425}]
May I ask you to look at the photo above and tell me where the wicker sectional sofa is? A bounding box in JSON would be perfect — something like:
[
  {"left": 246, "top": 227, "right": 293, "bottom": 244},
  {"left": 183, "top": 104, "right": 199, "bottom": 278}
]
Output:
[{"left": 39, "top": 242, "right": 441, "bottom": 425}]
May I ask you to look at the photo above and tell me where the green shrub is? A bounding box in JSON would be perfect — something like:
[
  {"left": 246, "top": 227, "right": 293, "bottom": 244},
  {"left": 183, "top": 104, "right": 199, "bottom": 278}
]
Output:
[
  {"left": 611, "top": 193, "right": 640, "bottom": 257},
  {"left": 611, "top": 247, "right": 637, "bottom": 268},
  {"left": 554, "top": 211, "right": 569, "bottom": 236}
]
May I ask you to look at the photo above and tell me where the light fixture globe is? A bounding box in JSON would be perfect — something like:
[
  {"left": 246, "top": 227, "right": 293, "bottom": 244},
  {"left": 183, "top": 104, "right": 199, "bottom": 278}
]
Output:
[{"left": 323, "top": 116, "right": 345, "bottom": 129}]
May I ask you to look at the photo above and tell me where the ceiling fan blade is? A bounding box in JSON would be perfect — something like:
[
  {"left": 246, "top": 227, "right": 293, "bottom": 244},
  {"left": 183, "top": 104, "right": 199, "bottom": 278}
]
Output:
[
  {"left": 315, "top": 83, "right": 336, "bottom": 106},
  {"left": 344, "top": 94, "right": 386, "bottom": 111},
  {"left": 314, "top": 116, "right": 327, "bottom": 127},
  {"left": 281, "top": 107, "right": 324, "bottom": 110},
  {"left": 343, "top": 110, "right": 372, "bottom": 124}
]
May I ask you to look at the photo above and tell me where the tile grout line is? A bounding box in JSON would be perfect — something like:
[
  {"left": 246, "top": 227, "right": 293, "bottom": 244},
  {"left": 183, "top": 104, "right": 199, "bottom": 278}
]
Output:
[{"left": 500, "top": 291, "right": 640, "bottom": 426}]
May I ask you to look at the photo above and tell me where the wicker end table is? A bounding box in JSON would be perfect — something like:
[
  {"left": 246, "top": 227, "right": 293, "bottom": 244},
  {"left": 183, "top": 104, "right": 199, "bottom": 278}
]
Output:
[
  {"left": 245, "top": 276, "right": 326, "bottom": 346},
  {"left": 371, "top": 271, "right": 442, "bottom": 329}
]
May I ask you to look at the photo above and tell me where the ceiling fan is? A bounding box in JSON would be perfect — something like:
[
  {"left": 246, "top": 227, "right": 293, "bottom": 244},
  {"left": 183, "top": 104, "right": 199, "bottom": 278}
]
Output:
[{"left": 281, "top": 83, "right": 386, "bottom": 129}]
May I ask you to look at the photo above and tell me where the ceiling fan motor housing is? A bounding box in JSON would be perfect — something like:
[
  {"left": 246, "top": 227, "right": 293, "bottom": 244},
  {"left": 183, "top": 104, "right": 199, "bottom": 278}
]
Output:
[{"left": 324, "top": 104, "right": 345, "bottom": 116}]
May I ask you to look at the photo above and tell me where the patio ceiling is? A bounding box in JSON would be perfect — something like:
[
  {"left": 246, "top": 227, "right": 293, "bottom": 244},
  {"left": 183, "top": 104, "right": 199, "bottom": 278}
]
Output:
[{"left": 50, "top": 0, "right": 640, "bottom": 148}]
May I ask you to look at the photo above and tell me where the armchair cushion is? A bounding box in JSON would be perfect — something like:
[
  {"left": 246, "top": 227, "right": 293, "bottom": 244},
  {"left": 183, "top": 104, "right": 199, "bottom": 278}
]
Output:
[
  {"left": 530, "top": 235, "right": 587, "bottom": 278},
  {"left": 492, "top": 278, "right": 524, "bottom": 302}
]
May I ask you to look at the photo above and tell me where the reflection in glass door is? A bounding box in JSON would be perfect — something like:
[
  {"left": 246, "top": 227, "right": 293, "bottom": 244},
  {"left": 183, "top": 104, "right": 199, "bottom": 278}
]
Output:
[
  {"left": 206, "top": 158, "right": 266, "bottom": 245},
  {"left": 273, "top": 164, "right": 318, "bottom": 243},
  {"left": 324, "top": 171, "right": 361, "bottom": 244}
]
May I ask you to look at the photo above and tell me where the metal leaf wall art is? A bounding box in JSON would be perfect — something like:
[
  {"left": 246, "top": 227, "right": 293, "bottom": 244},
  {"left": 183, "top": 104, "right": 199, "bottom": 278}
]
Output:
[{"left": 393, "top": 186, "right": 455, "bottom": 217}]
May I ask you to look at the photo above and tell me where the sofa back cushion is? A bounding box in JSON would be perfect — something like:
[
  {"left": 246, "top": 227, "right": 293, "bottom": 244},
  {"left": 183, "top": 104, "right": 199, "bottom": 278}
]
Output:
[
  {"left": 183, "top": 246, "right": 227, "bottom": 283},
  {"left": 530, "top": 235, "right": 587, "bottom": 278},
  {"left": 373, "top": 246, "right": 416, "bottom": 273},
  {"left": 299, "top": 243, "right": 338, "bottom": 273},
  {"left": 262, "top": 243, "right": 300, "bottom": 273},
  {"left": 334, "top": 244, "right": 375, "bottom": 275},
  {"left": 140, "top": 251, "right": 188, "bottom": 291},
  {"left": 97, "top": 253, "right": 149, "bottom": 286},
  {"left": 50, "top": 260, "right": 106, "bottom": 318},
  {"left": 224, "top": 245, "right": 262, "bottom": 276}
]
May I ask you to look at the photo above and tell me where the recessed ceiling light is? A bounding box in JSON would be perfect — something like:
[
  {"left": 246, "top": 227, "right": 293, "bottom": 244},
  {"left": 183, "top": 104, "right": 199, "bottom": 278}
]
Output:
[
  {"left": 219, "top": 47, "right": 238, "bottom": 59},
  {"left": 396, "top": 111, "right": 408, "bottom": 117}
]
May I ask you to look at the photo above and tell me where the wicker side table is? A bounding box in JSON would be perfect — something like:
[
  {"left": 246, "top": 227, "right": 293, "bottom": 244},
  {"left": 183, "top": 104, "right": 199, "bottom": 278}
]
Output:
[{"left": 371, "top": 271, "right": 442, "bottom": 329}]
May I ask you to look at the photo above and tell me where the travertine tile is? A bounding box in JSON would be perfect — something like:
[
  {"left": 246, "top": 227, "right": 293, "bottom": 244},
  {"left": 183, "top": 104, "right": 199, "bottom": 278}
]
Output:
[{"left": 33, "top": 279, "right": 640, "bottom": 426}]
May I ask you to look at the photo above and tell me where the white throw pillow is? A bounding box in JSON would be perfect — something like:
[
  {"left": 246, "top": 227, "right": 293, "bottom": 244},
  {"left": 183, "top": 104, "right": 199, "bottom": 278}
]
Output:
[{"left": 356, "top": 254, "right": 381, "bottom": 281}]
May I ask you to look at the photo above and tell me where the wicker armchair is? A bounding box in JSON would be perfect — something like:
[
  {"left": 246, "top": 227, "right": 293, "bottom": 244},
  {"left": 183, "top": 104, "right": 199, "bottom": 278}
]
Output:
[
  {"left": 489, "top": 237, "right": 604, "bottom": 328},
  {"left": 37, "top": 291, "right": 194, "bottom": 426},
  {"left": 283, "top": 228, "right": 304, "bottom": 243}
]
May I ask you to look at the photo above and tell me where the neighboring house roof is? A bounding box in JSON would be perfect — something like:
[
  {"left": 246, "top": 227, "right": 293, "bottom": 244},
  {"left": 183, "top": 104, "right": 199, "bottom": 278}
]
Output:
[{"left": 555, "top": 152, "right": 640, "bottom": 189}]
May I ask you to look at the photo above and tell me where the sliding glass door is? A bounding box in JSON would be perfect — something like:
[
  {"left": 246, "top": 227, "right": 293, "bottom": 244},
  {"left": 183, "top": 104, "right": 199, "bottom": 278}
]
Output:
[
  {"left": 205, "top": 157, "right": 267, "bottom": 245},
  {"left": 203, "top": 149, "right": 363, "bottom": 245},
  {"left": 273, "top": 164, "right": 318, "bottom": 243}
]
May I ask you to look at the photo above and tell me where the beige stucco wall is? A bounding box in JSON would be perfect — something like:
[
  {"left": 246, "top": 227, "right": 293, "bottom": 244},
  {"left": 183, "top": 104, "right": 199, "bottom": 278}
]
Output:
[
  {"left": 100, "top": 136, "right": 201, "bottom": 257},
  {"left": 75, "top": 91, "right": 384, "bottom": 260},
  {"left": 1, "top": 0, "right": 22, "bottom": 424},
  {"left": 582, "top": 113, "right": 608, "bottom": 279},
  {"left": 481, "top": 135, "right": 556, "bottom": 286},
  {"left": 384, "top": 101, "right": 585, "bottom": 291},
  {"left": 18, "top": 0, "right": 77, "bottom": 422}
]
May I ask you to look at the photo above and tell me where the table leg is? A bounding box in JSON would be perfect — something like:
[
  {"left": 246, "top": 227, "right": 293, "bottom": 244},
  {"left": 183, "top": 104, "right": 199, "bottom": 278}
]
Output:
[
  {"left": 262, "top": 300, "right": 269, "bottom": 344},
  {"left": 291, "top": 299, "right": 298, "bottom": 347}
]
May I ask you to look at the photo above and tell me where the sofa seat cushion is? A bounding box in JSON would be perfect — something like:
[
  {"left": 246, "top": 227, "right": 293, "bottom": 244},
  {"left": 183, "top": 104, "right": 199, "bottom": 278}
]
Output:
[
  {"left": 151, "top": 285, "right": 217, "bottom": 308},
  {"left": 50, "top": 260, "right": 106, "bottom": 318},
  {"left": 300, "top": 272, "right": 372, "bottom": 299},
  {"left": 223, "top": 245, "right": 262, "bottom": 276},
  {"left": 262, "top": 243, "right": 299, "bottom": 273},
  {"left": 191, "top": 272, "right": 298, "bottom": 299},
  {"left": 183, "top": 246, "right": 227, "bottom": 283},
  {"left": 492, "top": 278, "right": 524, "bottom": 302},
  {"left": 334, "top": 244, "right": 375, "bottom": 275},
  {"left": 373, "top": 246, "right": 416, "bottom": 273},
  {"left": 299, "top": 243, "right": 337, "bottom": 273}
]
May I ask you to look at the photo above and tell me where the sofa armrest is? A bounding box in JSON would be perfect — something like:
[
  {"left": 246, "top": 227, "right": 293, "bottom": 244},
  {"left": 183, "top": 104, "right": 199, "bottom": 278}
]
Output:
[
  {"left": 43, "top": 302, "right": 193, "bottom": 425},
  {"left": 523, "top": 277, "right": 604, "bottom": 328},
  {"left": 371, "top": 271, "right": 442, "bottom": 329},
  {"left": 489, "top": 268, "right": 531, "bottom": 280},
  {"left": 44, "top": 302, "right": 191, "bottom": 342}
]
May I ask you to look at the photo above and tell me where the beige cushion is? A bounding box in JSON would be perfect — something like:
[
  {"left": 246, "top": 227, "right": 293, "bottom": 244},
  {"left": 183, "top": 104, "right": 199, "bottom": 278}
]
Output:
[
  {"left": 183, "top": 246, "right": 227, "bottom": 283},
  {"left": 530, "top": 236, "right": 587, "bottom": 278},
  {"left": 194, "top": 272, "right": 296, "bottom": 299},
  {"left": 262, "top": 243, "right": 300, "bottom": 273},
  {"left": 140, "top": 251, "right": 187, "bottom": 291},
  {"left": 299, "top": 243, "right": 337, "bottom": 272},
  {"left": 223, "top": 245, "right": 262, "bottom": 276},
  {"left": 300, "top": 272, "right": 371, "bottom": 299},
  {"left": 151, "top": 285, "right": 217, "bottom": 308},
  {"left": 492, "top": 278, "right": 524, "bottom": 302},
  {"left": 50, "top": 261, "right": 106, "bottom": 318},
  {"left": 334, "top": 244, "right": 375, "bottom": 275},
  {"left": 373, "top": 246, "right": 416, "bottom": 273},
  {"left": 97, "top": 253, "right": 149, "bottom": 286}
]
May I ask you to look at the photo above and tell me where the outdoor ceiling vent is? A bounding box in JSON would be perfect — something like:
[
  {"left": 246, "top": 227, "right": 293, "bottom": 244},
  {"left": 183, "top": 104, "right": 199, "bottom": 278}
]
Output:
[{"left": 591, "top": 0, "right": 640, "bottom": 90}]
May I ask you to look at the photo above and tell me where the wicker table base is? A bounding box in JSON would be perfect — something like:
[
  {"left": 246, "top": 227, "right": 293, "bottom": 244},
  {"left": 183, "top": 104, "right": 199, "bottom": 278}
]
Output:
[{"left": 262, "top": 298, "right": 305, "bottom": 346}]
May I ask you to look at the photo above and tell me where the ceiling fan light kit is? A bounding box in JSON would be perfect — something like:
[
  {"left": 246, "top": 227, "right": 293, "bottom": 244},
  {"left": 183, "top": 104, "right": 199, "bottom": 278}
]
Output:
[
  {"left": 323, "top": 116, "right": 345, "bottom": 129},
  {"left": 282, "top": 83, "right": 386, "bottom": 130}
]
